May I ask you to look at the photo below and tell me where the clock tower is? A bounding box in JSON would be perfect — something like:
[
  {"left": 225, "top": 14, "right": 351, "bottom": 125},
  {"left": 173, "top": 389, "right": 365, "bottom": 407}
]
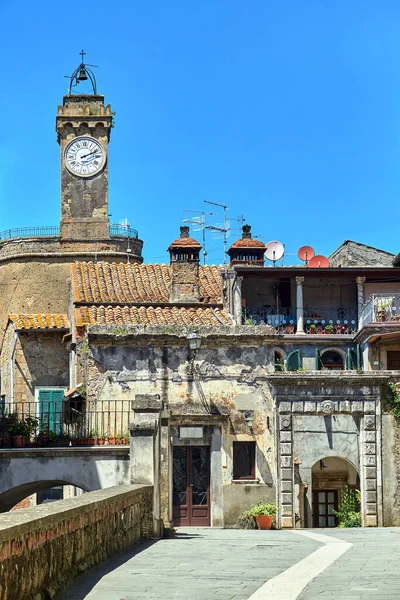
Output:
[{"left": 56, "top": 57, "right": 112, "bottom": 240}]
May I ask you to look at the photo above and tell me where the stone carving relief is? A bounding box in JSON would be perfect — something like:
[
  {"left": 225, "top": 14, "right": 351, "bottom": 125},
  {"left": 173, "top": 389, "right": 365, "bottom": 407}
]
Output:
[{"left": 319, "top": 400, "right": 334, "bottom": 414}]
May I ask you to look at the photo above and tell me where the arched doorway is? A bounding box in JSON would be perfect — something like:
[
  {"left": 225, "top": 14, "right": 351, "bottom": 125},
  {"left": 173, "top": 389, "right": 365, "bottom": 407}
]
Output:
[{"left": 311, "top": 457, "right": 359, "bottom": 527}]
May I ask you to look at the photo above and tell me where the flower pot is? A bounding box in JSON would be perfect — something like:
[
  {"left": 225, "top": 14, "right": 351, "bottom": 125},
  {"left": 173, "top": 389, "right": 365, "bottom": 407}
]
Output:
[
  {"left": 107, "top": 436, "right": 116, "bottom": 445},
  {"left": 88, "top": 437, "right": 96, "bottom": 446},
  {"left": 255, "top": 515, "right": 274, "bottom": 530},
  {"left": 115, "top": 436, "right": 122, "bottom": 445},
  {"left": 97, "top": 438, "right": 105, "bottom": 446},
  {"left": 12, "top": 435, "right": 28, "bottom": 448}
]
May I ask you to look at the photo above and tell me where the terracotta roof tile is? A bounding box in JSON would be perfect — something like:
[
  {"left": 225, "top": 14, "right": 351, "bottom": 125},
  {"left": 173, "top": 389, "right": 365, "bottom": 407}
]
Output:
[
  {"left": 228, "top": 238, "right": 266, "bottom": 250},
  {"left": 168, "top": 236, "right": 202, "bottom": 250},
  {"left": 9, "top": 314, "right": 70, "bottom": 330},
  {"left": 71, "top": 262, "right": 223, "bottom": 305},
  {"left": 75, "top": 305, "right": 233, "bottom": 327}
]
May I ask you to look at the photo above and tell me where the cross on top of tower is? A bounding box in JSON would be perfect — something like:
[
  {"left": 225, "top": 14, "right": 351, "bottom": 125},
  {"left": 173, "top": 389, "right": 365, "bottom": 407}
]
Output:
[{"left": 80, "top": 49, "right": 86, "bottom": 63}]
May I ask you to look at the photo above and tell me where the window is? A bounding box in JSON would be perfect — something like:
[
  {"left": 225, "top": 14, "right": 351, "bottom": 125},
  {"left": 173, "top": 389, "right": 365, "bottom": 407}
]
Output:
[
  {"left": 274, "top": 351, "right": 284, "bottom": 371},
  {"left": 233, "top": 441, "right": 256, "bottom": 480},
  {"left": 321, "top": 351, "right": 344, "bottom": 371}
]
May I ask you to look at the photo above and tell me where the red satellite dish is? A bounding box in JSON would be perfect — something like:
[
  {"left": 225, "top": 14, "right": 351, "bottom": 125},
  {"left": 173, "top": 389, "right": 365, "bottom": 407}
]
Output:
[
  {"left": 308, "top": 255, "right": 330, "bottom": 268},
  {"left": 298, "top": 245, "right": 315, "bottom": 262}
]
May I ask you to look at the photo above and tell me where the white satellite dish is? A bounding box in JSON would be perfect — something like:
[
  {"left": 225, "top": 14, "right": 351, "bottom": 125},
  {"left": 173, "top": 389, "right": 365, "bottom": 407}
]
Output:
[{"left": 265, "top": 240, "right": 285, "bottom": 265}]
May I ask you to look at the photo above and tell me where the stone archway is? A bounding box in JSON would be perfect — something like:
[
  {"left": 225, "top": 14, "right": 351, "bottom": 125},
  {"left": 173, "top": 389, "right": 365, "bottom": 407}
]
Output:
[{"left": 310, "top": 457, "right": 359, "bottom": 527}]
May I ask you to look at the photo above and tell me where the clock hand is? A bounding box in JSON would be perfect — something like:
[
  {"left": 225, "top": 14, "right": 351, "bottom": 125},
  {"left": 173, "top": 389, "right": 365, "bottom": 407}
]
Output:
[{"left": 81, "top": 149, "right": 100, "bottom": 159}]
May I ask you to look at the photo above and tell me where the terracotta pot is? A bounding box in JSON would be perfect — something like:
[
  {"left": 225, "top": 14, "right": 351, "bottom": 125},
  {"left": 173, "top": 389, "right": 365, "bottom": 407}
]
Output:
[
  {"left": 88, "top": 437, "right": 96, "bottom": 446},
  {"left": 255, "top": 514, "right": 274, "bottom": 530},
  {"left": 12, "top": 435, "right": 28, "bottom": 448},
  {"left": 115, "top": 437, "right": 122, "bottom": 445},
  {"left": 97, "top": 438, "right": 105, "bottom": 445},
  {"left": 123, "top": 437, "right": 129, "bottom": 445},
  {"left": 108, "top": 436, "right": 116, "bottom": 445}
]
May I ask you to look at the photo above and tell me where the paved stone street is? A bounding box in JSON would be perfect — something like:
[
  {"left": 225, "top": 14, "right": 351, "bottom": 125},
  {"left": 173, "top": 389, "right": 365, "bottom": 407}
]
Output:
[{"left": 57, "top": 528, "right": 400, "bottom": 600}]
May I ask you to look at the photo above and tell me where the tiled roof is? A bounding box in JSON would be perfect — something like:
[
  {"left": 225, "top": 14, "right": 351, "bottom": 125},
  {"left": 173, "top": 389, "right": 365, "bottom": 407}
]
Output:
[
  {"left": 75, "top": 305, "right": 233, "bottom": 327},
  {"left": 71, "top": 262, "right": 223, "bottom": 305},
  {"left": 229, "top": 238, "right": 265, "bottom": 250},
  {"left": 9, "top": 314, "right": 70, "bottom": 330},
  {"left": 168, "top": 236, "right": 202, "bottom": 250}
]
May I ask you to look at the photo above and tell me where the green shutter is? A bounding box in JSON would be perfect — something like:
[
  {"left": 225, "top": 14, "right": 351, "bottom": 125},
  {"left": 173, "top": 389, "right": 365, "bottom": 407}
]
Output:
[
  {"left": 345, "top": 349, "right": 358, "bottom": 370},
  {"left": 38, "top": 390, "right": 64, "bottom": 433},
  {"left": 315, "top": 348, "right": 321, "bottom": 370},
  {"left": 356, "top": 344, "right": 362, "bottom": 369},
  {"left": 286, "top": 349, "right": 301, "bottom": 371}
]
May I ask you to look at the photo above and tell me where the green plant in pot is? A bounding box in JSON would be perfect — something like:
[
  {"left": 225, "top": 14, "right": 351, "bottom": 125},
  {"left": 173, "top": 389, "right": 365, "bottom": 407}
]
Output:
[
  {"left": 246, "top": 502, "right": 277, "bottom": 530},
  {"left": 10, "top": 416, "right": 39, "bottom": 447},
  {"left": 324, "top": 324, "right": 334, "bottom": 333}
]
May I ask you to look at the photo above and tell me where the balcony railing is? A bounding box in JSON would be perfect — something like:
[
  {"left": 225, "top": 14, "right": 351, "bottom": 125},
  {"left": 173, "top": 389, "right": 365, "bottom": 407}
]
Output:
[
  {"left": 243, "top": 306, "right": 357, "bottom": 334},
  {"left": 0, "top": 225, "right": 138, "bottom": 241},
  {"left": 303, "top": 306, "right": 357, "bottom": 335},
  {"left": 360, "top": 294, "right": 400, "bottom": 328},
  {"left": 0, "top": 400, "right": 134, "bottom": 448}
]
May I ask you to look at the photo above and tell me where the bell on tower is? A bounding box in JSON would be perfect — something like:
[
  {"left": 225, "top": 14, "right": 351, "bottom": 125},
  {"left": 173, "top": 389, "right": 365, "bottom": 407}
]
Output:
[{"left": 56, "top": 52, "right": 113, "bottom": 241}]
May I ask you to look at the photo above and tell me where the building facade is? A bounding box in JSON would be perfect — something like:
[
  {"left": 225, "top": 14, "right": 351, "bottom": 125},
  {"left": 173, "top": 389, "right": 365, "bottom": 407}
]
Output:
[{"left": 1, "top": 63, "right": 400, "bottom": 529}]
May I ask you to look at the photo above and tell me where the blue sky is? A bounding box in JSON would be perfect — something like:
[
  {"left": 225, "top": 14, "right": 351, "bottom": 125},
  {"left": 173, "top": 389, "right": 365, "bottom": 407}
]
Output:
[{"left": 1, "top": 1, "right": 400, "bottom": 265}]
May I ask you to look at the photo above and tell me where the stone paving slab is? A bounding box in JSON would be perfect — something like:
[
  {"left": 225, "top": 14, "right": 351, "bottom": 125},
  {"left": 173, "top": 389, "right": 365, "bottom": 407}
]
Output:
[
  {"left": 298, "top": 528, "right": 400, "bottom": 600},
  {"left": 57, "top": 528, "right": 320, "bottom": 600}
]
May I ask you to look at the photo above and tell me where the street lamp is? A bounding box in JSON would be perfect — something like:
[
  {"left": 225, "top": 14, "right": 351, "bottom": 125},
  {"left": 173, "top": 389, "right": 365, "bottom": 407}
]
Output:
[{"left": 187, "top": 333, "right": 201, "bottom": 377}]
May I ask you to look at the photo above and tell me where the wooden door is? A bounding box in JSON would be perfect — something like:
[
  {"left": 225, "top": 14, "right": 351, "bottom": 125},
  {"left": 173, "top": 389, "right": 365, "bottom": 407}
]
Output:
[
  {"left": 387, "top": 351, "right": 400, "bottom": 370},
  {"left": 313, "top": 490, "right": 338, "bottom": 527},
  {"left": 173, "top": 446, "right": 210, "bottom": 526}
]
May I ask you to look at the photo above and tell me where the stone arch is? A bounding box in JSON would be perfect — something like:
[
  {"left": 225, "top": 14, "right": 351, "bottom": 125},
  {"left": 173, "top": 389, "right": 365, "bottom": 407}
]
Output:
[
  {"left": 273, "top": 347, "right": 286, "bottom": 372},
  {"left": 310, "top": 456, "right": 360, "bottom": 528},
  {"left": 320, "top": 346, "right": 346, "bottom": 370},
  {"left": 0, "top": 479, "right": 89, "bottom": 513}
]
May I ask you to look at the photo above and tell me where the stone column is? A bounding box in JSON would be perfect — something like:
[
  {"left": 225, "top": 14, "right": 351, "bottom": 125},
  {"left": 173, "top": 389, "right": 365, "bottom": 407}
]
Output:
[
  {"left": 233, "top": 276, "right": 243, "bottom": 325},
  {"left": 356, "top": 277, "right": 366, "bottom": 330},
  {"left": 296, "top": 276, "right": 305, "bottom": 335},
  {"left": 129, "top": 394, "right": 163, "bottom": 537},
  {"left": 278, "top": 414, "right": 294, "bottom": 528}
]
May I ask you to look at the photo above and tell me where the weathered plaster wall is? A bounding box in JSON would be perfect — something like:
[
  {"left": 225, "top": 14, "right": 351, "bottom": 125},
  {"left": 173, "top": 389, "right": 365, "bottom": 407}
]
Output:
[
  {"left": 0, "top": 484, "right": 153, "bottom": 600},
  {"left": 12, "top": 332, "right": 69, "bottom": 403},
  {"left": 382, "top": 414, "right": 400, "bottom": 525}
]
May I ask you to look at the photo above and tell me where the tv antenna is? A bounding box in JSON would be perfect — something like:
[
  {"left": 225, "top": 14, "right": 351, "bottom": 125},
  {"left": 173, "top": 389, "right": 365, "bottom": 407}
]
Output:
[
  {"left": 204, "top": 200, "right": 229, "bottom": 265},
  {"left": 183, "top": 209, "right": 213, "bottom": 265},
  {"left": 265, "top": 240, "right": 285, "bottom": 267}
]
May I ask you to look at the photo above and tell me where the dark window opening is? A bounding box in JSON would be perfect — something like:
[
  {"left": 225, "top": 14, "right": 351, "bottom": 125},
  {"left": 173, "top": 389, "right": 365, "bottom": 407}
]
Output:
[
  {"left": 37, "top": 486, "right": 63, "bottom": 505},
  {"left": 233, "top": 441, "right": 256, "bottom": 480},
  {"left": 321, "top": 351, "right": 344, "bottom": 371},
  {"left": 275, "top": 351, "right": 284, "bottom": 371}
]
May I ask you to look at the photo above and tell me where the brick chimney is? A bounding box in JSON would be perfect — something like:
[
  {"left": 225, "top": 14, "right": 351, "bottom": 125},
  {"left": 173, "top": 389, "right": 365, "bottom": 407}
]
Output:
[
  {"left": 168, "top": 226, "right": 202, "bottom": 303},
  {"left": 227, "top": 224, "right": 265, "bottom": 266}
]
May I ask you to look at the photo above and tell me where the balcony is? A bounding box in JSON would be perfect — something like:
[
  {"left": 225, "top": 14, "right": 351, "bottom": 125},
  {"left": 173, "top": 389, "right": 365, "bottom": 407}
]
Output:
[
  {"left": 0, "top": 400, "right": 133, "bottom": 448},
  {"left": 360, "top": 294, "right": 400, "bottom": 328},
  {"left": 243, "top": 306, "right": 357, "bottom": 334}
]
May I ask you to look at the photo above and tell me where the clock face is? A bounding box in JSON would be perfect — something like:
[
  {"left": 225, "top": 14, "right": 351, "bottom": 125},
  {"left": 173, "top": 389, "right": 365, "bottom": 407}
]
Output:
[{"left": 64, "top": 137, "right": 105, "bottom": 177}]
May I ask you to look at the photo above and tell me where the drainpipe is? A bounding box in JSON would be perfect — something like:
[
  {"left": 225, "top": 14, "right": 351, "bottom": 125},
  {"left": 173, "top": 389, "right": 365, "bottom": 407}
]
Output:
[{"left": 10, "top": 329, "right": 18, "bottom": 409}]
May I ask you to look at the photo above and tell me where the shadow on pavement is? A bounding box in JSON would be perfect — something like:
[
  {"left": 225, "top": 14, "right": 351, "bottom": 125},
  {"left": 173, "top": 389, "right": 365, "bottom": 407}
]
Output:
[{"left": 56, "top": 538, "right": 159, "bottom": 600}]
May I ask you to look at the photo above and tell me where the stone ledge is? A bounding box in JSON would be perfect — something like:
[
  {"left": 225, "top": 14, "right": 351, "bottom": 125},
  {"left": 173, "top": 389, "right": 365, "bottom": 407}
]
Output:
[
  {"left": 0, "top": 484, "right": 151, "bottom": 540},
  {"left": 0, "top": 447, "right": 130, "bottom": 458}
]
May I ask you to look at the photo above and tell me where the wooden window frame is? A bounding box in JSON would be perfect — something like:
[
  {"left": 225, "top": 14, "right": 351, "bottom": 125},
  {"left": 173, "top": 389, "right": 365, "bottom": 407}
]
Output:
[{"left": 233, "top": 441, "right": 256, "bottom": 480}]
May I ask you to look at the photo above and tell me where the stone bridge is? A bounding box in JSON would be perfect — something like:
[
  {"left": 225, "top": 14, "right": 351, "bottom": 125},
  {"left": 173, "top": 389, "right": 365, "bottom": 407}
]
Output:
[{"left": 0, "top": 447, "right": 130, "bottom": 511}]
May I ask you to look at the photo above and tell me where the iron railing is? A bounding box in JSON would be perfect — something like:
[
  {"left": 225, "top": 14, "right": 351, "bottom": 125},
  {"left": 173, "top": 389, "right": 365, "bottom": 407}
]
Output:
[
  {"left": 0, "top": 226, "right": 60, "bottom": 240},
  {"left": 0, "top": 225, "right": 138, "bottom": 241},
  {"left": 0, "top": 400, "right": 133, "bottom": 448},
  {"left": 303, "top": 306, "right": 357, "bottom": 334},
  {"left": 360, "top": 294, "right": 400, "bottom": 328},
  {"left": 243, "top": 305, "right": 358, "bottom": 334}
]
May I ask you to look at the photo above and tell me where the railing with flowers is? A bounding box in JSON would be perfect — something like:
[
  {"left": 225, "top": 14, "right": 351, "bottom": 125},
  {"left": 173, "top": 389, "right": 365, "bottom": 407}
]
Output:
[
  {"left": 0, "top": 400, "right": 134, "bottom": 448},
  {"left": 243, "top": 307, "right": 297, "bottom": 333},
  {"left": 304, "top": 306, "right": 357, "bottom": 335},
  {"left": 360, "top": 294, "right": 400, "bottom": 328}
]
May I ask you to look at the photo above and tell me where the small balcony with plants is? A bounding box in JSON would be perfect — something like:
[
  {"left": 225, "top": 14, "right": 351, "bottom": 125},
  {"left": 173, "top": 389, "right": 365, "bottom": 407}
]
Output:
[
  {"left": 360, "top": 294, "right": 400, "bottom": 328},
  {"left": 303, "top": 306, "right": 358, "bottom": 335}
]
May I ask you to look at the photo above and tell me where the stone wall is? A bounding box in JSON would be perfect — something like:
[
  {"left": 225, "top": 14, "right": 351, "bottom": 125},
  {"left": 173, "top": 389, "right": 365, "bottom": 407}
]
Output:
[
  {"left": 0, "top": 484, "right": 153, "bottom": 600},
  {"left": 329, "top": 240, "right": 395, "bottom": 267},
  {"left": 382, "top": 414, "right": 400, "bottom": 525}
]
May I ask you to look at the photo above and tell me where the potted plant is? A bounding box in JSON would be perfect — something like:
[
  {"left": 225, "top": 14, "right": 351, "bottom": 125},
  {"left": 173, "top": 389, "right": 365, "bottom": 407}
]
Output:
[
  {"left": 35, "top": 425, "right": 56, "bottom": 447},
  {"left": 10, "top": 416, "right": 38, "bottom": 448},
  {"left": 308, "top": 324, "right": 317, "bottom": 334},
  {"left": 324, "top": 324, "right": 334, "bottom": 334},
  {"left": 246, "top": 502, "right": 277, "bottom": 530},
  {"left": 122, "top": 430, "right": 130, "bottom": 445},
  {"left": 97, "top": 432, "right": 106, "bottom": 445},
  {"left": 55, "top": 430, "right": 71, "bottom": 447},
  {"left": 88, "top": 430, "right": 97, "bottom": 446}
]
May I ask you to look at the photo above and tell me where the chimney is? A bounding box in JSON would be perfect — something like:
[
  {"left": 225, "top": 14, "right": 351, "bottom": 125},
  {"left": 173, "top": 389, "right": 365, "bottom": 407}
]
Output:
[
  {"left": 167, "top": 227, "right": 202, "bottom": 303},
  {"left": 227, "top": 224, "right": 265, "bottom": 266}
]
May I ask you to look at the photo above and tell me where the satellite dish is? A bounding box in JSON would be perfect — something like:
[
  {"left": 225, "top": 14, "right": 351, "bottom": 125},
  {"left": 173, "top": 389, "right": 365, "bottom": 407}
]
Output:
[
  {"left": 265, "top": 241, "right": 284, "bottom": 265},
  {"left": 298, "top": 245, "right": 315, "bottom": 263},
  {"left": 308, "top": 255, "right": 330, "bottom": 268}
]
